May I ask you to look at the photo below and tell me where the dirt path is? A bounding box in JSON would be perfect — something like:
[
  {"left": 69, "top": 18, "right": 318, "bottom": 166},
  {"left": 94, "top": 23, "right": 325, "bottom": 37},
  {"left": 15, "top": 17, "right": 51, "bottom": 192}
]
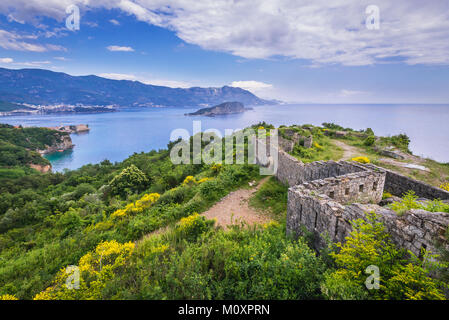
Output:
[
  {"left": 332, "top": 140, "right": 430, "bottom": 172},
  {"left": 201, "top": 177, "right": 271, "bottom": 228},
  {"left": 333, "top": 140, "right": 360, "bottom": 160}
]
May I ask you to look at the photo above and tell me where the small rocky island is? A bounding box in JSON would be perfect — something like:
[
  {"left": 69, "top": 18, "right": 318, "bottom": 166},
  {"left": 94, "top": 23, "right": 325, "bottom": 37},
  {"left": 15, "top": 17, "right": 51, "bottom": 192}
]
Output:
[{"left": 185, "top": 101, "right": 252, "bottom": 117}]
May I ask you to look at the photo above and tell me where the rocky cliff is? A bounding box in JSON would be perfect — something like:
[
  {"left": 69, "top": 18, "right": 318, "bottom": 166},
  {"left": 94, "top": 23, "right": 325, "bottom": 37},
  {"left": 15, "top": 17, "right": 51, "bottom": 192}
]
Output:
[
  {"left": 37, "top": 134, "right": 74, "bottom": 155},
  {"left": 186, "top": 101, "right": 251, "bottom": 117}
]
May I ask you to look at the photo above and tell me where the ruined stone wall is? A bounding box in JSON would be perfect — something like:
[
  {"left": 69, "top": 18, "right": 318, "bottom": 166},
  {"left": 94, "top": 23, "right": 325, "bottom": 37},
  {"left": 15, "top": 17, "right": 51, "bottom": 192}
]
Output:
[
  {"left": 278, "top": 136, "right": 295, "bottom": 153},
  {"left": 300, "top": 170, "right": 386, "bottom": 204},
  {"left": 260, "top": 134, "right": 449, "bottom": 256},
  {"left": 287, "top": 186, "right": 449, "bottom": 256},
  {"left": 365, "top": 164, "right": 449, "bottom": 200},
  {"left": 276, "top": 149, "right": 370, "bottom": 187}
]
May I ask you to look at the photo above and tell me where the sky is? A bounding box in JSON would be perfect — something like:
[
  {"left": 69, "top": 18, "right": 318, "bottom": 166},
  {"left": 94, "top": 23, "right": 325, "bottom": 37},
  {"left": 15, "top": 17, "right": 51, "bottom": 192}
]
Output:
[{"left": 0, "top": 0, "right": 448, "bottom": 103}]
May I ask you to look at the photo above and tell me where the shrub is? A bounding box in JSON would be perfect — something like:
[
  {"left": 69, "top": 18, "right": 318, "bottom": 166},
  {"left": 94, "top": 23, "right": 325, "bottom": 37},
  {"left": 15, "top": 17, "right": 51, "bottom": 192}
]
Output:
[
  {"left": 322, "top": 212, "right": 446, "bottom": 300},
  {"left": 174, "top": 213, "right": 214, "bottom": 242},
  {"left": 211, "top": 163, "right": 222, "bottom": 174},
  {"left": 363, "top": 136, "right": 375, "bottom": 146},
  {"left": 382, "top": 192, "right": 393, "bottom": 200},
  {"left": 390, "top": 134, "right": 411, "bottom": 152},
  {"left": 390, "top": 190, "right": 420, "bottom": 214},
  {"left": 365, "top": 128, "right": 374, "bottom": 136},
  {"left": 33, "top": 240, "right": 135, "bottom": 300},
  {"left": 440, "top": 183, "right": 449, "bottom": 192},
  {"left": 111, "top": 192, "right": 160, "bottom": 218},
  {"left": 313, "top": 142, "right": 324, "bottom": 150},
  {"left": 182, "top": 175, "right": 196, "bottom": 186},
  {"left": 351, "top": 156, "right": 370, "bottom": 164},
  {"left": 0, "top": 294, "right": 18, "bottom": 300},
  {"left": 109, "top": 165, "right": 149, "bottom": 197}
]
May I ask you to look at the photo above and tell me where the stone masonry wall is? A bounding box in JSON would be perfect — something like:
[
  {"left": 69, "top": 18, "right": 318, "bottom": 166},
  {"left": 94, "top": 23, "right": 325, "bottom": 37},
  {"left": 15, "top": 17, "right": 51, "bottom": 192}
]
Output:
[
  {"left": 287, "top": 185, "right": 449, "bottom": 256},
  {"left": 257, "top": 134, "right": 449, "bottom": 256},
  {"left": 300, "top": 170, "right": 386, "bottom": 204},
  {"left": 276, "top": 149, "right": 369, "bottom": 187},
  {"left": 365, "top": 164, "right": 449, "bottom": 200}
]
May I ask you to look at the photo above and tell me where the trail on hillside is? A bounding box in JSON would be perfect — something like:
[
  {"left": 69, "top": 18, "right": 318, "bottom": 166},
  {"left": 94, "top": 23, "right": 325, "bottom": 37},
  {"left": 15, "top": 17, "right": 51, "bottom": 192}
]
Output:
[
  {"left": 333, "top": 140, "right": 360, "bottom": 160},
  {"left": 333, "top": 140, "right": 431, "bottom": 172},
  {"left": 201, "top": 177, "right": 271, "bottom": 228}
]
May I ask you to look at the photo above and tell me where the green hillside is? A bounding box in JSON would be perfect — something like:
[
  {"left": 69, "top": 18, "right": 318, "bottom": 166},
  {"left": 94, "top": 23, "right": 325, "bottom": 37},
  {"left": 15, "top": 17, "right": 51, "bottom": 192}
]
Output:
[{"left": 0, "top": 124, "right": 447, "bottom": 300}]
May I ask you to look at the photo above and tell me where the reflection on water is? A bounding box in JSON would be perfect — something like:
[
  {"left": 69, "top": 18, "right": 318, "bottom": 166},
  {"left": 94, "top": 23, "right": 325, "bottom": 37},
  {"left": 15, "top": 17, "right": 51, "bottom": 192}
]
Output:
[{"left": 2, "top": 104, "right": 449, "bottom": 171}]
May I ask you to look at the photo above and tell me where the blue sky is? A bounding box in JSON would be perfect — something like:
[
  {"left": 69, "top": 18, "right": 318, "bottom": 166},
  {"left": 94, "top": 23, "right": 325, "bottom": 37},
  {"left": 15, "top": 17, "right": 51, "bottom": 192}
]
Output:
[{"left": 0, "top": 1, "right": 448, "bottom": 103}]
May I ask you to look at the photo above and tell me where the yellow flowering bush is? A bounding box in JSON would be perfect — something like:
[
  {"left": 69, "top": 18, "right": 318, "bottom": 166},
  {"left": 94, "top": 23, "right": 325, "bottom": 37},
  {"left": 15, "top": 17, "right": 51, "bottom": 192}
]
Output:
[
  {"left": 211, "top": 163, "right": 222, "bottom": 174},
  {"left": 0, "top": 294, "right": 18, "bottom": 300},
  {"left": 182, "top": 175, "right": 196, "bottom": 186},
  {"left": 351, "top": 156, "right": 370, "bottom": 164},
  {"left": 313, "top": 142, "right": 324, "bottom": 150},
  {"left": 197, "top": 177, "right": 213, "bottom": 184},
  {"left": 175, "top": 213, "right": 214, "bottom": 242},
  {"left": 440, "top": 182, "right": 449, "bottom": 192},
  {"left": 263, "top": 220, "right": 279, "bottom": 229},
  {"left": 34, "top": 240, "right": 135, "bottom": 300},
  {"left": 111, "top": 192, "right": 160, "bottom": 218}
]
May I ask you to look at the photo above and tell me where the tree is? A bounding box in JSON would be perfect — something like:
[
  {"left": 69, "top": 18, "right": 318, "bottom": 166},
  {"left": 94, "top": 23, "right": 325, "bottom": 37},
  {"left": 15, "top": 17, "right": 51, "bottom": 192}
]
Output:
[{"left": 109, "top": 164, "right": 149, "bottom": 197}]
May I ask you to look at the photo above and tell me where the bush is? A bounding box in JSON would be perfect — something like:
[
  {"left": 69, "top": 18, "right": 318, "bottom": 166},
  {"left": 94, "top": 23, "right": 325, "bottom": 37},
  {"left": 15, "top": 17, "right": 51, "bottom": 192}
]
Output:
[
  {"left": 109, "top": 165, "right": 149, "bottom": 197},
  {"left": 440, "top": 183, "right": 449, "bottom": 192},
  {"left": 322, "top": 212, "right": 447, "bottom": 300},
  {"left": 390, "top": 134, "right": 411, "bottom": 152},
  {"left": 174, "top": 213, "right": 214, "bottom": 242},
  {"left": 363, "top": 136, "right": 375, "bottom": 146},
  {"left": 351, "top": 156, "right": 370, "bottom": 164}
]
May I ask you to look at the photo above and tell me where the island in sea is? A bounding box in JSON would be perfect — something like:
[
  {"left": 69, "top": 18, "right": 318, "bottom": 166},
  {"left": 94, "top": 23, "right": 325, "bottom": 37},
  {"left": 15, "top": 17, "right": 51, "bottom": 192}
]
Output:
[{"left": 185, "top": 101, "right": 252, "bottom": 117}]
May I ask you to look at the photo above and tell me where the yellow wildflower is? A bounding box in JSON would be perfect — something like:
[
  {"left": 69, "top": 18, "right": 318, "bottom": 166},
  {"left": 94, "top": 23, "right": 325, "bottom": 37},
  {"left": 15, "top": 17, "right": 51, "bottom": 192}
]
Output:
[{"left": 351, "top": 156, "right": 370, "bottom": 164}]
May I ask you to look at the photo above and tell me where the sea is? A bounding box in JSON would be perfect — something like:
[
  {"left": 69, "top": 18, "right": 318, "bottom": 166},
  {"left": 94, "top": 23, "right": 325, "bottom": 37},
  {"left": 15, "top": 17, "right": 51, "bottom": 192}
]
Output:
[{"left": 2, "top": 104, "right": 448, "bottom": 171}]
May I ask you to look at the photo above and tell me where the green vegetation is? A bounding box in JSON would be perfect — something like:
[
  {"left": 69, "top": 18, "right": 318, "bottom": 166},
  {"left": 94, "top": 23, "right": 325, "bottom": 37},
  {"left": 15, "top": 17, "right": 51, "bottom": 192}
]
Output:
[
  {"left": 0, "top": 122, "right": 447, "bottom": 300},
  {"left": 390, "top": 191, "right": 449, "bottom": 215},
  {"left": 280, "top": 125, "right": 344, "bottom": 162},
  {"left": 0, "top": 124, "right": 69, "bottom": 168},
  {"left": 250, "top": 177, "right": 288, "bottom": 216},
  {"left": 322, "top": 212, "right": 447, "bottom": 300}
]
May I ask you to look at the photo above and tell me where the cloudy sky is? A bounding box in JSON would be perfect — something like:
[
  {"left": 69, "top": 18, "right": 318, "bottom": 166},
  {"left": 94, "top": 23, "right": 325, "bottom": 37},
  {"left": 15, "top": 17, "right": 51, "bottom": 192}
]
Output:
[{"left": 0, "top": 0, "right": 448, "bottom": 103}]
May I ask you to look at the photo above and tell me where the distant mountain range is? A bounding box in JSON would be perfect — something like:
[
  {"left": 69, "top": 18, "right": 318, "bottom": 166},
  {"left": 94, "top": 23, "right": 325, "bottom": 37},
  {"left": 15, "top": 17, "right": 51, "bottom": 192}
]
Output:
[{"left": 0, "top": 67, "right": 276, "bottom": 112}]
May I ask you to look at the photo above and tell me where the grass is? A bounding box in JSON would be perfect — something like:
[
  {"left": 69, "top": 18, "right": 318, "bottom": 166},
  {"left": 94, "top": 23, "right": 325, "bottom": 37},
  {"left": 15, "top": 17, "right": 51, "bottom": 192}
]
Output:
[
  {"left": 291, "top": 134, "right": 344, "bottom": 163},
  {"left": 249, "top": 176, "right": 288, "bottom": 218},
  {"left": 332, "top": 137, "right": 449, "bottom": 188}
]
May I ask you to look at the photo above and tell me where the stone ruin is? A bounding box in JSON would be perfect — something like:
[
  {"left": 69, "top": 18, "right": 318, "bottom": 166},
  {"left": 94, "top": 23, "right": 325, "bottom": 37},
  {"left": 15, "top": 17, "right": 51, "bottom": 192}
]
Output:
[
  {"left": 278, "top": 128, "right": 313, "bottom": 153},
  {"left": 258, "top": 137, "right": 449, "bottom": 256}
]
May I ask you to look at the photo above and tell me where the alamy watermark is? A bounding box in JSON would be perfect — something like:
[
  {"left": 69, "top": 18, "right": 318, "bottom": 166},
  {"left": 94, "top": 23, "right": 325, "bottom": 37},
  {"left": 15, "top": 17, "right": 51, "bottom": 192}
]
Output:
[
  {"left": 365, "top": 5, "right": 380, "bottom": 30},
  {"left": 169, "top": 121, "right": 278, "bottom": 175},
  {"left": 365, "top": 265, "right": 380, "bottom": 290},
  {"left": 65, "top": 265, "right": 80, "bottom": 290},
  {"left": 66, "top": 5, "right": 80, "bottom": 31}
]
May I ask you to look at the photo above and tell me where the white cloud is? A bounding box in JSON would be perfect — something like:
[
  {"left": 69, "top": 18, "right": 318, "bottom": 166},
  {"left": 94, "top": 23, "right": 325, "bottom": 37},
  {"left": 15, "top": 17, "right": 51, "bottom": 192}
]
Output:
[
  {"left": 0, "top": 29, "right": 66, "bottom": 52},
  {"left": 230, "top": 80, "right": 273, "bottom": 93},
  {"left": 106, "top": 45, "right": 134, "bottom": 52},
  {"left": 339, "top": 89, "right": 369, "bottom": 97},
  {"left": 0, "top": 57, "right": 13, "bottom": 63},
  {"left": 16, "top": 60, "right": 52, "bottom": 67},
  {"left": 109, "top": 19, "right": 120, "bottom": 25},
  {"left": 98, "top": 72, "right": 191, "bottom": 88},
  {"left": 1, "top": 1, "right": 449, "bottom": 65}
]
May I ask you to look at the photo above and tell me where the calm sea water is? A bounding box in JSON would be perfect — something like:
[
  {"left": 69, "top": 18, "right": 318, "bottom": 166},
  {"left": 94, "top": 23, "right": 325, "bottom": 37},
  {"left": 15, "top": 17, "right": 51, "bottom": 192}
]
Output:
[{"left": 2, "top": 104, "right": 449, "bottom": 171}]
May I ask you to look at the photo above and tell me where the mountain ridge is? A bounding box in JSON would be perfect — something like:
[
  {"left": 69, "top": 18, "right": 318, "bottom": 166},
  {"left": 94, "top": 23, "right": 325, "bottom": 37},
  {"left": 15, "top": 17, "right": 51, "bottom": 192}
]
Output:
[{"left": 0, "top": 67, "right": 276, "bottom": 110}]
